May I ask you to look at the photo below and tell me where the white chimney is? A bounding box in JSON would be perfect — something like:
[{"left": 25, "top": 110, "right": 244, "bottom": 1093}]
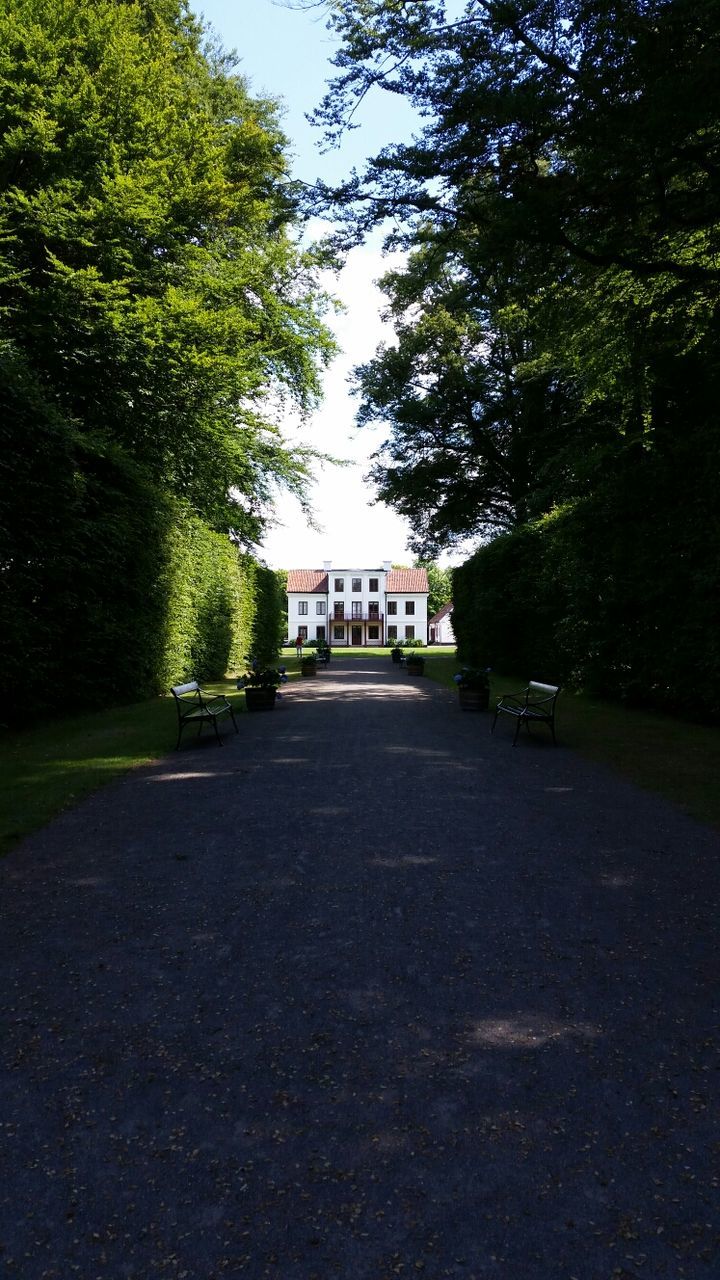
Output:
[
  {"left": 382, "top": 560, "right": 391, "bottom": 572},
  {"left": 323, "top": 560, "right": 331, "bottom": 571}
]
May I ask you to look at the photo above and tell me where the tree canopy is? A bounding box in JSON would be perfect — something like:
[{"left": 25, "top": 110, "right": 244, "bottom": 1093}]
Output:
[
  {"left": 303, "top": 0, "right": 720, "bottom": 554},
  {"left": 0, "top": 0, "right": 336, "bottom": 717}
]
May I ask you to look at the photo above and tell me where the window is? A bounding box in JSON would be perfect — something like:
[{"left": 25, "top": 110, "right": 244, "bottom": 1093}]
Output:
[
  {"left": 333, "top": 624, "right": 344, "bottom": 641},
  {"left": 316, "top": 600, "right": 326, "bottom": 615},
  {"left": 352, "top": 577, "right": 362, "bottom": 592},
  {"left": 298, "top": 600, "right": 308, "bottom": 615},
  {"left": 368, "top": 625, "right": 379, "bottom": 640},
  {"left": 405, "top": 601, "right": 415, "bottom": 615},
  {"left": 387, "top": 600, "right": 397, "bottom": 615},
  {"left": 387, "top": 625, "right": 397, "bottom": 640},
  {"left": 351, "top": 602, "right": 362, "bottom": 619},
  {"left": 316, "top": 625, "right": 326, "bottom": 640},
  {"left": 334, "top": 577, "right": 344, "bottom": 591},
  {"left": 333, "top": 601, "right": 344, "bottom": 619},
  {"left": 369, "top": 577, "right": 378, "bottom": 592},
  {"left": 405, "top": 625, "right": 415, "bottom": 640},
  {"left": 368, "top": 601, "right": 379, "bottom": 619},
  {"left": 298, "top": 625, "right": 308, "bottom": 639}
]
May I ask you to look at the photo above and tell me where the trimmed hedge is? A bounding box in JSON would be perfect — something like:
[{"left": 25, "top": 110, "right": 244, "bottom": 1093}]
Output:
[
  {"left": 0, "top": 366, "right": 281, "bottom": 725},
  {"left": 453, "top": 437, "right": 720, "bottom": 720}
]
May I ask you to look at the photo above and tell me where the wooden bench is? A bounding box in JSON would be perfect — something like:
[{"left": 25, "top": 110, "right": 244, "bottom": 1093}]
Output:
[
  {"left": 491, "top": 681, "right": 560, "bottom": 746},
  {"left": 171, "top": 681, "right": 238, "bottom": 749}
]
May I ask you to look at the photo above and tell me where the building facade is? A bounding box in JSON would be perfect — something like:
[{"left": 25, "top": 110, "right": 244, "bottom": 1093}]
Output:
[
  {"left": 286, "top": 562, "right": 429, "bottom": 646},
  {"left": 428, "top": 601, "right": 455, "bottom": 645}
]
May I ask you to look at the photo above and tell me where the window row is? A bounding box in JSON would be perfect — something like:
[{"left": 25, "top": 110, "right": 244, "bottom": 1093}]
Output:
[
  {"left": 387, "top": 601, "right": 414, "bottom": 615},
  {"left": 332, "top": 577, "right": 379, "bottom": 592}
]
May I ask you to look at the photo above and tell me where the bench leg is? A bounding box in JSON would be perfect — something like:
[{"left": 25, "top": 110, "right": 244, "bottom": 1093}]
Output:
[{"left": 513, "top": 715, "right": 523, "bottom": 747}]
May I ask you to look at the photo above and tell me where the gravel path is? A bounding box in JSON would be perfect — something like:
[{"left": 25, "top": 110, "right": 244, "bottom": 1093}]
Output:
[{"left": 1, "top": 657, "right": 718, "bottom": 1279}]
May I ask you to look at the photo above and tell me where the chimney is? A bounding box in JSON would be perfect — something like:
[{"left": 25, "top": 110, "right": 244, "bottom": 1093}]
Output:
[
  {"left": 323, "top": 560, "right": 331, "bottom": 571},
  {"left": 382, "top": 560, "right": 391, "bottom": 572}
]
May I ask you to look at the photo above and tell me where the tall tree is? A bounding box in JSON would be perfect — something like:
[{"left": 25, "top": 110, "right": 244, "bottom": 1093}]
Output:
[{"left": 0, "top": 0, "right": 336, "bottom": 715}]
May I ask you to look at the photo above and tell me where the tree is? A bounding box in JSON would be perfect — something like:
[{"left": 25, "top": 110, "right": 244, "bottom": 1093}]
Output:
[
  {"left": 303, "top": 0, "right": 720, "bottom": 549},
  {"left": 0, "top": 0, "right": 336, "bottom": 716},
  {"left": 414, "top": 560, "right": 453, "bottom": 617}
]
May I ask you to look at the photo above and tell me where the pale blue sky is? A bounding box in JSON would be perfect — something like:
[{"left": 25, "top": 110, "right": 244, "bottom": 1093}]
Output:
[{"left": 193, "top": 1, "right": 462, "bottom": 569}]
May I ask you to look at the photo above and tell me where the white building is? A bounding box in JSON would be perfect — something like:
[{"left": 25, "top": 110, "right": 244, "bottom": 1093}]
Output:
[
  {"left": 286, "top": 561, "right": 429, "bottom": 647},
  {"left": 428, "top": 601, "right": 455, "bottom": 645}
]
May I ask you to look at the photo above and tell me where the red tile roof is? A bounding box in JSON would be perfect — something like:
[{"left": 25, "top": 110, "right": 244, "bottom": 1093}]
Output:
[
  {"left": 386, "top": 568, "right": 429, "bottom": 593},
  {"left": 286, "top": 570, "right": 329, "bottom": 592}
]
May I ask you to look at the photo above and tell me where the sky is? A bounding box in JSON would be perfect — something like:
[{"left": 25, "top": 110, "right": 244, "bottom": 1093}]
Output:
[{"left": 194, "top": 0, "right": 463, "bottom": 570}]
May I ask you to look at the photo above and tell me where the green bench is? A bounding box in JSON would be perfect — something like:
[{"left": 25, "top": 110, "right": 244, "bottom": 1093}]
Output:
[
  {"left": 171, "top": 681, "right": 238, "bottom": 749},
  {"left": 491, "top": 681, "right": 560, "bottom": 746}
]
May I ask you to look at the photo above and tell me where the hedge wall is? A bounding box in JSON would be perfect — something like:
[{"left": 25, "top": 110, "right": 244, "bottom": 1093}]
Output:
[
  {"left": 452, "top": 435, "right": 720, "bottom": 720},
  {"left": 0, "top": 368, "right": 281, "bottom": 725}
]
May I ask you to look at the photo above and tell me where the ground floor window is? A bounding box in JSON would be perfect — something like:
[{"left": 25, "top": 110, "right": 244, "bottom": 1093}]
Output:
[
  {"left": 333, "top": 624, "right": 344, "bottom": 641},
  {"left": 368, "top": 625, "right": 379, "bottom": 640},
  {"left": 387, "top": 624, "right": 397, "bottom": 640},
  {"left": 316, "top": 625, "right": 326, "bottom": 640},
  {"left": 405, "top": 625, "right": 415, "bottom": 640},
  {"left": 298, "top": 625, "right": 308, "bottom": 639}
]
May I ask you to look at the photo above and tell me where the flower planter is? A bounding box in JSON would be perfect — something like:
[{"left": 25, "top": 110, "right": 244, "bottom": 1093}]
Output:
[
  {"left": 301, "top": 659, "right": 317, "bottom": 677},
  {"left": 244, "top": 686, "right": 277, "bottom": 711},
  {"left": 406, "top": 659, "right": 425, "bottom": 676},
  {"left": 458, "top": 686, "right": 489, "bottom": 711}
]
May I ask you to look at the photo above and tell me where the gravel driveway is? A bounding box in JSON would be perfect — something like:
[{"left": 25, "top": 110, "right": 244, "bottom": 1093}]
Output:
[{"left": 1, "top": 656, "right": 718, "bottom": 1279}]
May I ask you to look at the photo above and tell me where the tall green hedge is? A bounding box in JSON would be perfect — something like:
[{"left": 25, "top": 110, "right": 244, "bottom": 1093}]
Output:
[
  {"left": 453, "top": 433, "right": 720, "bottom": 720},
  {"left": 0, "top": 367, "right": 280, "bottom": 725}
]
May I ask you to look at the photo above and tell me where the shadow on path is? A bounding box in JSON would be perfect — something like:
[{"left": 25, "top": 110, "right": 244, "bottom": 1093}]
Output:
[{"left": 1, "top": 659, "right": 718, "bottom": 1278}]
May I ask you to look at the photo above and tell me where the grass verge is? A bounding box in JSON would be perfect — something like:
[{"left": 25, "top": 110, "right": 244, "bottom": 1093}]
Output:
[
  {"left": 423, "top": 653, "right": 720, "bottom": 830},
  {"left": 2, "top": 654, "right": 718, "bottom": 855}
]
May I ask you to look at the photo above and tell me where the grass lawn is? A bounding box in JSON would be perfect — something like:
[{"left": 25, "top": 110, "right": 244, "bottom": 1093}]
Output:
[{"left": 2, "top": 652, "right": 719, "bottom": 856}]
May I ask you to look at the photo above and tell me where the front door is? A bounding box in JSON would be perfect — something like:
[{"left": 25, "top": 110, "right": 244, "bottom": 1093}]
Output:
[{"left": 351, "top": 625, "right": 362, "bottom": 646}]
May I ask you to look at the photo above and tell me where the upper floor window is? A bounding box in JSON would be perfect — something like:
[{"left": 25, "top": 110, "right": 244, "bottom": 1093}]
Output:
[
  {"left": 369, "top": 577, "right": 378, "bottom": 592},
  {"left": 352, "top": 577, "right": 362, "bottom": 592},
  {"left": 298, "top": 600, "right": 308, "bottom": 615},
  {"left": 316, "top": 601, "right": 326, "bottom": 615},
  {"left": 405, "top": 601, "right": 415, "bottom": 615},
  {"left": 333, "top": 601, "right": 344, "bottom": 619},
  {"left": 387, "top": 600, "right": 397, "bottom": 615},
  {"left": 334, "top": 577, "right": 344, "bottom": 592},
  {"left": 351, "top": 602, "right": 362, "bottom": 619},
  {"left": 368, "top": 601, "right": 379, "bottom": 619}
]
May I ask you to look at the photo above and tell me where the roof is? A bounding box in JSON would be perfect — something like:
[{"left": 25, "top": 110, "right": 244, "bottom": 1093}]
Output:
[
  {"left": 386, "top": 568, "right": 429, "bottom": 593},
  {"left": 428, "top": 600, "right": 453, "bottom": 624},
  {"left": 286, "top": 570, "right": 329, "bottom": 593},
  {"left": 286, "top": 567, "right": 430, "bottom": 594}
]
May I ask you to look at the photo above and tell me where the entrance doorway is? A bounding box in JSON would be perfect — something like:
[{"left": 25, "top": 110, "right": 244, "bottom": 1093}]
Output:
[{"left": 351, "top": 625, "right": 362, "bottom": 646}]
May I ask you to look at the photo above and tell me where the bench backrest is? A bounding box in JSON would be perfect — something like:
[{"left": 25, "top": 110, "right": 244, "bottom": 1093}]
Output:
[
  {"left": 528, "top": 681, "right": 559, "bottom": 698},
  {"left": 171, "top": 680, "right": 200, "bottom": 698}
]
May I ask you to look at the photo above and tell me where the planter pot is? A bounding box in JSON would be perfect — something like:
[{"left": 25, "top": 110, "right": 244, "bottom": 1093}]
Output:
[
  {"left": 391, "top": 651, "right": 402, "bottom": 664},
  {"left": 458, "top": 686, "right": 489, "bottom": 712},
  {"left": 301, "top": 659, "right": 317, "bottom": 677},
  {"left": 406, "top": 659, "right": 425, "bottom": 676},
  {"left": 244, "top": 686, "right": 277, "bottom": 711}
]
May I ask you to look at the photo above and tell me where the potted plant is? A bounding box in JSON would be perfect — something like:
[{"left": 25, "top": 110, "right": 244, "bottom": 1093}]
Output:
[
  {"left": 316, "top": 641, "right": 331, "bottom": 665},
  {"left": 390, "top": 644, "right": 404, "bottom": 664},
  {"left": 453, "top": 665, "right": 491, "bottom": 711},
  {"left": 405, "top": 651, "right": 425, "bottom": 675},
  {"left": 237, "top": 661, "right": 287, "bottom": 711},
  {"left": 300, "top": 650, "right": 318, "bottom": 676}
]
